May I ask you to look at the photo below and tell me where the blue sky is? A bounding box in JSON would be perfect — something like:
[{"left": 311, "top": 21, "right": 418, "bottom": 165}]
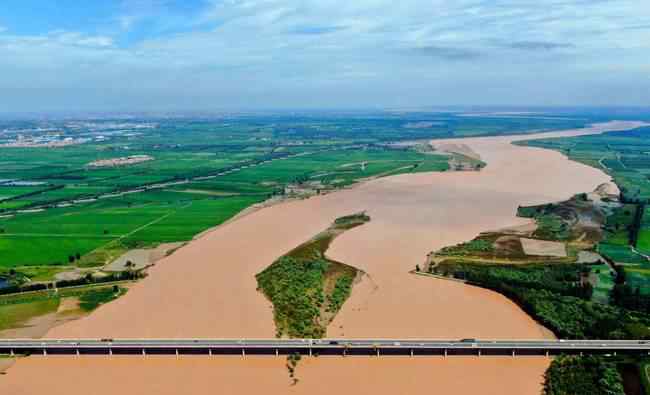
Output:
[{"left": 0, "top": 0, "right": 649, "bottom": 112}]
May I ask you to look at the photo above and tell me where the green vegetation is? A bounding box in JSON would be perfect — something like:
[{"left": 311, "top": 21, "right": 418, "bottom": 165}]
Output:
[
  {"left": 591, "top": 263, "right": 616, "bottom": 304},
  {"left": 326, "top": 275, "right": 354, "bottom": 314},
  {"left": 0, "top": 297, "right": 59, "bottom": 332},
  {"left": 543, "top": 356, "right": 625, "bottom": 395},
  {"left": 438, "top": 238, "right": 494, "bottom": 256},
  {"left": 78, "top": 286, "right": 126, "bottom": 311},
  {"left": 435, "top": 262, "right": 589, "bottom": 298},
  {"left": 257, "top": 256, "right": 328, "bottom": 338},
  {"left": 256, "top": 213, "right": 369, "bottom": 338},
  {"left": 596, "top": 203, "right": 648, "bottom": 265},
  {"left": 640, "top": 360, "right": 650, "bottom": 394}
]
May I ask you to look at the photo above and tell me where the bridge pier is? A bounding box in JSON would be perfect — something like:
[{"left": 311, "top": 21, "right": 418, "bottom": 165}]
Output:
[
  {"left": 209, "top": 349, "right": 212, "bottom": 356},
  {"left": 376, "top": 349, "right": 379, "bottom": 357},
  {"left": 444, "top": 349, "right": 447, "bottom": 358},
  {"left": 478, "top": 349, "right": 481, "bottom": 357},
  {"left": 545, "top": 350, "right": 549, "bottom": 358},
  {"left": 410, "top": 349, "right": 413, "bottom": 357},
  {"left": 176, "top": 349, "right": 179, "bottom": 358},
  {"left": 309, "top": 348, "right": 312, "bottom": 357},
  {"left": 76, "top": 349, "right": 80, "bottom": 357},
  {"left": 275, "top": 349, "right": 279, "bottom": 357},
  {"left": 242, "top": 348, "right": 246, "bottom": 357},
  {"left": 142, "top": 349, "right": 146, "bottom": 357},
  {"left": 43, "top": 349, "right": 46, "bottom": 356},
  {"left": 109, "top": 348, "right": 112, "bottom": 356},
  {"left": 512, "top": 350, "right": 515, "bottom": 357},
  {"left": 10, "top": 349, "right": 14, "bottom": 357}
]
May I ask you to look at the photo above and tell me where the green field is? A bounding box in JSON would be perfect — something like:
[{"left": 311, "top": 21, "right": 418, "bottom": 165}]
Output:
[{"left": 637, "top": 208, "right": 650, "bottom": 255}]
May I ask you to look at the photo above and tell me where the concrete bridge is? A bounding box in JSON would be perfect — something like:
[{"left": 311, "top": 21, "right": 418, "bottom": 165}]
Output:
[{"left": 2, "top": 339, "right": 650, "bottom": 357}]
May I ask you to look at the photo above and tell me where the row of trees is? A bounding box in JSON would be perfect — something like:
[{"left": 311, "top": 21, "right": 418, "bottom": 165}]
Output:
[{"left": 0, "top": 269, "right": 144, "bottom": 296}]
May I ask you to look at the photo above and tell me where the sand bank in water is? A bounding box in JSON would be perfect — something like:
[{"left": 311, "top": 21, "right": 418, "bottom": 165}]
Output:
[{"left": 1, "top": 121, "right": 646, "bottom": 395}]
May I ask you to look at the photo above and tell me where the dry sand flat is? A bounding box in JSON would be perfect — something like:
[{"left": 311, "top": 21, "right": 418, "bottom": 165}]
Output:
[{"left": 0, "top": 120, "right": 646, "bottom": 395}]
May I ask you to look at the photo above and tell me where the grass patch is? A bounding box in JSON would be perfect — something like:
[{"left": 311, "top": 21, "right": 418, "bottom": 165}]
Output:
[
  {"left": 78, "top": 286, "right": 126, "bottom": 311},
  {"left": 0, "top": 297, "right": 59, "bottom": 331},
  {"left": 599, "top": 243, "right": 647, "bottom": 265},
  {"left": 256, "top": 213, "right": 369, "bottom": 338}
]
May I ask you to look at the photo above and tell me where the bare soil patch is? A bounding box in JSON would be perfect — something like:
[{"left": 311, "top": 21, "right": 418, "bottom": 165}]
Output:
[{"left": 520, "top": 238, "right": 567, "bottom": 257}]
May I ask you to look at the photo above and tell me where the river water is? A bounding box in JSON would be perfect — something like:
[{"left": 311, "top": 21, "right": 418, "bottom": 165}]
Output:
[{"left": 1, "top": 121, "right": 646, "bottom": 395}]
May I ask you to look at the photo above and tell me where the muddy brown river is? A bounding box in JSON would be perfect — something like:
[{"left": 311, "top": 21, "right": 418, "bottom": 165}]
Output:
[{"left": 1, "top": 121, "right": 645, "bottom": 395}]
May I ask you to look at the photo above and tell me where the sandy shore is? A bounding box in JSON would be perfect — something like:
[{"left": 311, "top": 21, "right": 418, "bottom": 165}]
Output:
[{"left": 1, "top": 120, "right": 645, "bottom": 395}]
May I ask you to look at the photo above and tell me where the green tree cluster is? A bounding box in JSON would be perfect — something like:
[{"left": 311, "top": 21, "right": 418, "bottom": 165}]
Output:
[{"left": 543, "top": 356, "right": 625, "bottom": 395}]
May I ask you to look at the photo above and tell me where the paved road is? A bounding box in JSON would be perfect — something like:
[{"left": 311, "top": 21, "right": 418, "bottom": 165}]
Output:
[{"left": 2, "top": 339, "right": 650, "bottom": 357}]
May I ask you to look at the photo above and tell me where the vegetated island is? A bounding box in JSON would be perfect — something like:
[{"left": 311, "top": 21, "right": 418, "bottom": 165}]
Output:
[
  {"left": 256, "top": 212, "right": 370, "bottom": 339},
  {"left": 420, "top": 186, "right": 650, "bottom": 395}
]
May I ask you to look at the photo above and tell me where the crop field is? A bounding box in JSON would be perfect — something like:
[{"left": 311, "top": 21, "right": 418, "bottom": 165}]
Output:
[
  {"left": 0, "top": 113, "right": 594, "bottom": 281},
  {"left": 591, "top": 263, "right": 616, "bottom": 304},
  {"left": 637, "top": 209, "right": 650, "bottom": 255},
  {"left": 0, "top": 194, "right": 262, "bottom": 268}
]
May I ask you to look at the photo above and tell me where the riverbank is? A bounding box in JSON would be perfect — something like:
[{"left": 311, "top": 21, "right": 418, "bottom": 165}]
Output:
[{"left": 0, "top": 121, "right": 645, "bottom": 395}]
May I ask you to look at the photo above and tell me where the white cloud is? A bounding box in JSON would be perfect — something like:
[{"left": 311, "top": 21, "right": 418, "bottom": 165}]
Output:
[
  {"left": 1, "top": 0, "right": 650, "bottom": 111},
  {"left": 51, "top": 32, "right": 114, "bottom": 47}
]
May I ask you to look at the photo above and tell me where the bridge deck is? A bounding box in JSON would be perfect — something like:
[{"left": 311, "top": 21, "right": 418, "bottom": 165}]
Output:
[{"left": 2, "top": 339, "right": 650, "bottom": 357}]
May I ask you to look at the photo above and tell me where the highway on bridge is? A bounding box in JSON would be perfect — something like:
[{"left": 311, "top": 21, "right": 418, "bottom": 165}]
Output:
[{"left": 2, "top": 339, "right": 650, "bottom": 357}]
